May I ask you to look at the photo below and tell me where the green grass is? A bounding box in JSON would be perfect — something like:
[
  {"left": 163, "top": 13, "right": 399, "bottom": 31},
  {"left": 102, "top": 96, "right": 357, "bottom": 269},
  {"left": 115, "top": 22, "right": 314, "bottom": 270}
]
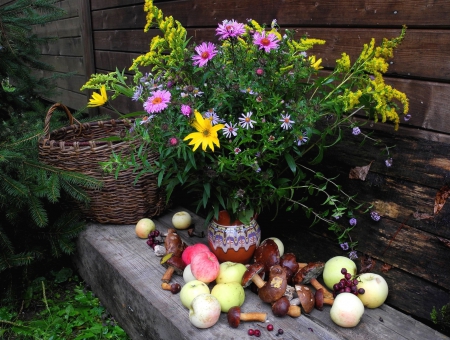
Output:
[{"left": 0, "top": 268, "right": 130, "bottom": 340}]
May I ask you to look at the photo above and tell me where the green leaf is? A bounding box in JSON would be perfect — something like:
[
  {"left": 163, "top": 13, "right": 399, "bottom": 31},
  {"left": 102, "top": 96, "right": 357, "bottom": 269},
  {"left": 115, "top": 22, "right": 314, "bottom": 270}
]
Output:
[{"left": 284, "top": 153, "right": 296, "bottom": 174}]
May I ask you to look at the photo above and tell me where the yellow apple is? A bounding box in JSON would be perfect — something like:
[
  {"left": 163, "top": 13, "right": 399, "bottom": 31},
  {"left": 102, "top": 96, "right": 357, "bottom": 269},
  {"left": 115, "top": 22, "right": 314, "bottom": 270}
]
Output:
[
  {"left": 135, "top": 218, "right": 156, "bottom": 238},
  {"left": 172, "top": 211, "right": 192, "bottom": 230},
  {"left": 216, "top": 261, "right": 247, "bottom": 284},
  {"left": 323, "top": 256, "right": 357, "bottom": 290},
  {"left": 179, "top": 280, "right": 210, "bottom": 309},
  {"left": 356, "top": 273, "right": 389, "bottom": 308},
  {"left": 211, "top": 282, "right": 245, "bottom": 312}
]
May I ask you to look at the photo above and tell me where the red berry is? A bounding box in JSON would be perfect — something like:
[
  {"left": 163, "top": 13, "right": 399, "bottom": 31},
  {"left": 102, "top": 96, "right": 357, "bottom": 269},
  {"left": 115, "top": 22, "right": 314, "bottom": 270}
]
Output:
[
  {"left": 154, "top": 230, "right": 160, "bottom": 237},
  {"left": 278, "top": 328, "right": 284, "bottom": 335},
  {"left": 254, "top": 329, "right": 261, "bottom": 337},
  {"left": 248, "top": 329, "right": 255, "bottom": 336},
  {"left": 267, "top": 324, "right": 274, "bottom": 331},
  {"left": 341, "top": 268, "right": 347, "bottom": 274}
]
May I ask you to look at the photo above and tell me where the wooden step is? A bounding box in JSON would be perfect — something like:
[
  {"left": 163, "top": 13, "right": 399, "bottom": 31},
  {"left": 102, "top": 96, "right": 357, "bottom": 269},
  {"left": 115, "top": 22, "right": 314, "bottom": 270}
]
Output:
[{"left": 73, "top": 206, "right": 449, "bottom": 340}]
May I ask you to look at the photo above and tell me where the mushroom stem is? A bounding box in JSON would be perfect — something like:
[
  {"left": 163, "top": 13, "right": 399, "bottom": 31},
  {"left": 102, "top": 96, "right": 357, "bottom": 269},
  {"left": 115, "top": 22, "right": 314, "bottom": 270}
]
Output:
[
  {"left": 288, "top": 305, "right": 301, "bottom": 318},
  {"left": 239, "top": 312, "right": 268, "bottom": 322},
  {"left": 252, "top": 273, "right": 266, "bottom": 289},
  {"left": 161, "top": 266, "right": 175, "bottom": 283},
  {"left": 310, "top": 278, "right": 333, "bottom": 299},
  {"left": 161, "top": 282, "right": 181, "bottom": 294}
]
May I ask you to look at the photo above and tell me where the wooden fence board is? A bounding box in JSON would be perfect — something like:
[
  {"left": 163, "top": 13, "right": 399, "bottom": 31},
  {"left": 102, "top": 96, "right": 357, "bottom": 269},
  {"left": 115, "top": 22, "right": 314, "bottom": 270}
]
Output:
[
  {"left": 40, "top": 37, "right": 83, "bottom": 57},
  {"left": 32, "top": 17, "right": 80, "bottom": 38},
  {"left": 39, "top": 55, "right": 85, "bottom": 75}
]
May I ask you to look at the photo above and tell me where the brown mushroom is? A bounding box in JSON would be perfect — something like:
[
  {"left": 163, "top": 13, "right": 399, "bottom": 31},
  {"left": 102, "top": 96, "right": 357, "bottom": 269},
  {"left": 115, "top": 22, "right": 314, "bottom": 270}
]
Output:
[
  {"left": 242, "top": 262, "right": 266, "bottom": 289},
  {"left": 295, "top": 284, "right": 315, "bottom": 314},
  {"left": 253, "top": 239, "right": 280, "bottom": 275},
  {"left": 227, "top": 306, "right": 267, "bottom": 328},
  {"left": 164, "top": 228, "right": 186, "bottom": 257},
  {"left": 314, "top": 288, "right": 334, "bottom": 311},
  {"left": 279, "top": 253, "right": 299, "bottom": 284},
  {"left": 272, "top": 296, "right": 301, "bottom": 318},
  {"left": 161, "top": 282, "right": 182, "bottom": 294},
  {"left": 258, "top": 265, "right": 287, "bottom": 303},
  {"left": 292, "top": 262, "right": 333, "bottom": 300},
  {"left": 160, "top": 253, "right": 186, "bottom": 283}
]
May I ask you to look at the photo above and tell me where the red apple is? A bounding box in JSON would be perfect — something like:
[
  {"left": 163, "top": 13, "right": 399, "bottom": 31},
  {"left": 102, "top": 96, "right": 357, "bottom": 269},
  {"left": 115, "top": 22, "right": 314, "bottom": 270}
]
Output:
[
  {"left": 181, "top": 243, "right": 210, "bottom": 266},
  {"left": 190, "top": 251, "right": 220, "bottom": 283}
]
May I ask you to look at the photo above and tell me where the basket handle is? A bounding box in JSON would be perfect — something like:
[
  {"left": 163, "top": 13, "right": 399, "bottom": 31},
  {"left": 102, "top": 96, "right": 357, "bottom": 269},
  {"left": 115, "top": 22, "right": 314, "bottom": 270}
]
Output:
[{"left": 43, "top": 103, "right": 81, "bottom": 138}]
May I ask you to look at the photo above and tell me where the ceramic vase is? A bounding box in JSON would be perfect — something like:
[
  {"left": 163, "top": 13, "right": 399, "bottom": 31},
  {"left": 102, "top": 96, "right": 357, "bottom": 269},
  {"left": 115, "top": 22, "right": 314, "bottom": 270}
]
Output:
[{"left": 207, "top": 210, "right": 261, "bottom": 264}]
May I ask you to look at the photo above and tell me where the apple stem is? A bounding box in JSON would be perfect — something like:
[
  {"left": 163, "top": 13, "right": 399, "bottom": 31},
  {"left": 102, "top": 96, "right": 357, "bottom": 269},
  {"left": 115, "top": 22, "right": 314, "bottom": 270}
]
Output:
[
  {"left": 240, "top": 312, "right": 267, "bottom": 323},
  {"left": 161, "top": 266, "right": 175, "bottom": 283},
  {"left": 252, "top": 274, "right": 266, "bottom": 289},
  {"left": 310, "top": 278, "right": 334, "bottom": 299}
]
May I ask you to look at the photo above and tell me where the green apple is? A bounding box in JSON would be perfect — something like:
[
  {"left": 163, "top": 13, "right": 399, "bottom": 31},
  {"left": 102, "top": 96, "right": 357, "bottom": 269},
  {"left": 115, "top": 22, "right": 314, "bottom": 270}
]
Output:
[
  {"left": 323, "top": 256, "right": 357, "bottom": 290},
  {"left": 183, "top": 264, "right": 197, "bottom": 283},
  {"left": 210, "top": 282, "right": 245, "bottom": 312},
  {"left": 179, "top": 280, "right": 210, "bottom": 309},
  {"left": 216, "top": 261, "right": 247, "bottom": 284},
  {"left": 172, "top": 211, "right": 192, "bottom": 230},
  {"left": 356, "top": 273, "right": 389, "bottom": 308},
  {"left": 330, "top": 292, "right": 365, "bottom": 327},
  {"left": 135, "top": 218, "right": 156, "bottom": 238}
]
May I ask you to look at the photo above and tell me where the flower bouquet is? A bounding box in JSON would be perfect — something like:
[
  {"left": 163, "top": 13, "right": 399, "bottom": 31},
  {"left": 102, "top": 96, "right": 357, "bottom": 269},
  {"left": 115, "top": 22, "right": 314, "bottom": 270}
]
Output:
[{"left": 81, "top": 0, "right": 408, "bottom": 250}]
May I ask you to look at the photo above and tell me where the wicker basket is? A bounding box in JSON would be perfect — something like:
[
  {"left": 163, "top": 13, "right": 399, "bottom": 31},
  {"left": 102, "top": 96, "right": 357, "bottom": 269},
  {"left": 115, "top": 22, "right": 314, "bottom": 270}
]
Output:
[{"left": 38, "top": 103, "right": 166, "bottom": 224}]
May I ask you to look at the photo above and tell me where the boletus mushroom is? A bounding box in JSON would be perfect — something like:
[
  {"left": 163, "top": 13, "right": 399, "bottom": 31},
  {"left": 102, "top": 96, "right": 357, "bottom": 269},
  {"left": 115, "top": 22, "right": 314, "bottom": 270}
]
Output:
[
  {"left": 164, "top": 228, "right": 186, "bottom": 257},
  {"left": 293, "top": 262, "right": 333, "bottom": 300},
  {"left": 253, "top": 239, "right": 280, "bottom": 275},
  {"left": 315, "top": 288, "right": 334, "bottom": 311},
  {"left": 227, "top": 306, "right": 267, "bottom": 328},
  {"left": 160, "top": 253, "right": 186, "bottom": 283},
  {"left": 242, "top": 262, "right": 266, "bottom": 289},
  {"left": 258, "top": 265, "right": 287, "bottom": 303},
  {"left": 272, "top": 296, "right": 301, "bottom": 318},
  {"left": 295, "top": 284, "right": 315, "bottom": 314},
  {"left": 161, "top": 282, "right": 182, "bottom": 294}
]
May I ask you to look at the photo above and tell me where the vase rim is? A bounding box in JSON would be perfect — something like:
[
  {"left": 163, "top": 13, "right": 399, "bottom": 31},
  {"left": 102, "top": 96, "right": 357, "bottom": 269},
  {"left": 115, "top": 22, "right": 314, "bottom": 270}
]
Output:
[{"left": 213, "top": 210, "right": 256, "bottom": 227}]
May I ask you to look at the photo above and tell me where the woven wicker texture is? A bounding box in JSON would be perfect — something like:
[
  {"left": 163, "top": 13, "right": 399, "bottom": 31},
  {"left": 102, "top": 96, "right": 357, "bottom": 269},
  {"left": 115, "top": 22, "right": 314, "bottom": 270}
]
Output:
[{"left": 38, "top": 103, "right": 166, "bottom": 224}]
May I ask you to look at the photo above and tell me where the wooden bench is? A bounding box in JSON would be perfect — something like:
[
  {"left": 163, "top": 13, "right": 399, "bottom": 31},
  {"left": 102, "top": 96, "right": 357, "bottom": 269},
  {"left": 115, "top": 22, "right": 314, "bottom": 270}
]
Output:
[{"left": 73, "top": 206, "right": 449, "bottom": 340}]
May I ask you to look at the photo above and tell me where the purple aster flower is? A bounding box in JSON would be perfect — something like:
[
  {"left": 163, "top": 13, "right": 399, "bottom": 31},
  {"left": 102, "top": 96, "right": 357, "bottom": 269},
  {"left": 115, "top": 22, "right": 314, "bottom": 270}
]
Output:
[
  {"left": 192, "top": 42, "right": 217, "bottom": 67},
  {"left": 132, "top": 85, "right": 143, "bottom": 101},
  {"left": 404, "top": 114, "right": 412, "bottom": 121},
  {"left": 222, "top": 122, "right": 239, "bottom": 138},
  {"left": 385, "top": 158, "right": 393, "bottom": 167},
  {"left": 253, "top": 31, "right": 279, "bottom": 52},
  {"left": 340, "top": 242, "right": 349, "bottom": 251},
  {"left": 349, "top": 218, "right": 357, "bottom": 226},
  {"left": 216, "top": 20, "right": 246, "bottom": 40},
  {"left": 370, "top": 211, "right": 381, "bottom": 221},
  {"left": 181, "top": 104, "right": 191, "bottom": 117},
  {"left": 352, "top": 127, "right": 361, "bottom": 135},
  {"left": 234, "top": 148, "right": 241, "bottom": 154},
  {"left": 239, "top": 111, "right": 256, "bottom": 129},
  {"left": 143, "top": 90, "right": 171, "bottom": 114},
  {"left": 296, "top": 131, "right": 309, "bottom": 146},
  {"left": 349, "top": 250, "right": 358, "bottom": 260},
  {"left": 280, "top": 113, "right": 294, "bottom": 130}
]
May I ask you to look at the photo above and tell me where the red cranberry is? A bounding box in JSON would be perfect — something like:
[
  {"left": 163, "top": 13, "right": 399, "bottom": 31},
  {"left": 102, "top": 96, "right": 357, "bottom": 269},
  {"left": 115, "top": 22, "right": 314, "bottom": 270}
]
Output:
[
  {"left": 248, "top": 329, "right": 255, "bottom": 336},
  {"left": 267, "top": 324, "right": 274, "bottom": 331},
  {"left": 254, "top": 329, "right": 261, "bottom": 337}
]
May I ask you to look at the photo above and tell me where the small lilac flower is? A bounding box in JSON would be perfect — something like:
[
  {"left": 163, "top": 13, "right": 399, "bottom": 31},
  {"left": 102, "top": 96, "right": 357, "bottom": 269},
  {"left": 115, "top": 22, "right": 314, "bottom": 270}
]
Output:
[
  {"left": 239, "top": 111, "right": 256, "bottom": 129},
  {"left": 192, "top": 88, "right": 204, "bottom": 97},
  {"left": 385, "top": 158, "right": 393, "bottom": 167},
  {"left": 404, "top": 114, "right": 412, "bottom": 121},
  {"left": 216, "top": 20, "right": 246, "bottom": 40},
  {"left": 234, "top": 148, "right": 241, "bottom": 154},
  {"left": 204, "top": 109, "right": 221, "bottom": 125},
  {"left": 352, "top": 127, "right": 361, "bottom": 135},
  {"left": 132, "top": 85, "right": 143, "bottom": 101},
  {"left": 192, "top": 42, "right": 217, "bottom": 67},
  {"left": 349, "top": 250, "right": 358, "bottom": 260},
  {"left": 296, "top": 132, "right": 309, "bottom": 146},
  {"left": 280, "top": 113, "right": 294, "bottom": 130},
  {"left": 181, "top": 104, "right": 191, "bottom": 116},
  {"left": 349, "top": 218, "right": 357, "bottom": 226},
  {"left": 340, "top": 242, "right": 349, "bottom": 251},
  {"left": 222, "top": 122, "right": 239, "bottom": 138},
  {"left": 371, "top": 211, "right": 381, "bottom": 221},
  {"left": 143, "top": 90, "right": 171, "bottom": 114},
  {"left": 253, "top": 31, "right": 280, "bottom": 52},
  {"left": 139, "top": 115, "right": 153, "bottom": 125}
]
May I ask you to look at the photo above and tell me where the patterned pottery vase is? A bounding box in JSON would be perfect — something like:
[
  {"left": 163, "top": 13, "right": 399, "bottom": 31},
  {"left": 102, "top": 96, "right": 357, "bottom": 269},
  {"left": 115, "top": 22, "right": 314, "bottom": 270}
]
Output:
[{"left": 207, "top": 210, "right": 261, "bottom": 264}]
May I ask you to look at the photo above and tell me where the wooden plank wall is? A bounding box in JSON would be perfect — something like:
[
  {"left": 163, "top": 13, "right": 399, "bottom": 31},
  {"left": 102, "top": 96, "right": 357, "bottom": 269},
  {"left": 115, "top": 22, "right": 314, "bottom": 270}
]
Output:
[{"left": 29, "top": 0, "right": 449, "bottom": 326}]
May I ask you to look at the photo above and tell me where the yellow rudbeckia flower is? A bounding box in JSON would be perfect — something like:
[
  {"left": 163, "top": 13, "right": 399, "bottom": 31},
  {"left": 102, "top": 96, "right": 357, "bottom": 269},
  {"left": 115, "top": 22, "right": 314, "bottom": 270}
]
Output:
[
  {"left": 87, "top": 85, "right": 107, "bottom": 107},
  {"left": 184, "top": 110, "right": 224, "bottom": 152}
]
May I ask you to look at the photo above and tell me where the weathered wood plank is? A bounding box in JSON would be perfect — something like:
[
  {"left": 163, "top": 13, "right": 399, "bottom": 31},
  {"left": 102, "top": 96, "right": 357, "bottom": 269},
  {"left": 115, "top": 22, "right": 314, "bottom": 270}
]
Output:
[
  {"left": 90, "top": 0, "right": 450, "bottom": 27},
  {"left": 40, "top": 37, "right": 83, "bottom": 57},
  {"left": 41, "top": 88, "right": 88, "bottom": 111},
  {"left": 73, "top": 206, "right": 449, "bottom": 339},
  {"left": 32, "top": 17, "right": 80, "bottom": 38},
  {"left": 39, "top": 55, "right": 85, "bottom": 75}
]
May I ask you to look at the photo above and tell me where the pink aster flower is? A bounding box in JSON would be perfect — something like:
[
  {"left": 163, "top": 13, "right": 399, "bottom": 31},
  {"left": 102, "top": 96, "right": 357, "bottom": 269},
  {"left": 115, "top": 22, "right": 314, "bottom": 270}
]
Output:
[
  {"left": 143, "top": 90, "right": 171, "bottom": 114},
  {"left": 216, "top": 19, "right": 246, "bottom": 40},
  {"left": 192, "top": 42, "right": 217, "bottom": 67},
  {"left": 181, "top": 104, "right": 191, "bottom": 116},
  {"left": 253, "top": 31, "right": 279, "bottom": 52}
]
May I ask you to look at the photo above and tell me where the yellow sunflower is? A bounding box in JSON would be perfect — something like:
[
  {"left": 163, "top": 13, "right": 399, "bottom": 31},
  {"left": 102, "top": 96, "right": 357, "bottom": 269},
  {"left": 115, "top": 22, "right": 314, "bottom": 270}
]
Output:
[
  {"left": 87, "top": 85, "right": 108, "bottom": 107},
  {"left": 184, "top": 110, "right": 224, "bottom": 152}
]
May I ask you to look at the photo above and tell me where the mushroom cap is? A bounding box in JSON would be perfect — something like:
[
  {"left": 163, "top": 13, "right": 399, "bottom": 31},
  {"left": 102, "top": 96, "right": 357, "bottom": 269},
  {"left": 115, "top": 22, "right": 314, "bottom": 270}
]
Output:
[
  {"left": 242, "top": 262, "right": 265, "bottom": 287},
  {"left": 280, "top": 253, "right": 299, "bottom": 283},
  {"left": 253, "top": 239, "right": 280, "bottom": 275},
  {"left": 295, "top": 284, "right": 315, "bottom": 314},
  {"left": 258, "top": 265, "right": 287, "bottom": 303},
  {"left": 271, "top": 296, "right": 290, "bottom": 317},
  {"left": 315, "top": 288, "right": 324, "bottom": 311},
  {"left": 160, "top": 253, "right": 186, "bottom": 275},
  {"left": 227, "top": 306, "right": 241, "bottom": 328},
  {"left": 292, "top": 261, "right": 324, "bottom": 285}
]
